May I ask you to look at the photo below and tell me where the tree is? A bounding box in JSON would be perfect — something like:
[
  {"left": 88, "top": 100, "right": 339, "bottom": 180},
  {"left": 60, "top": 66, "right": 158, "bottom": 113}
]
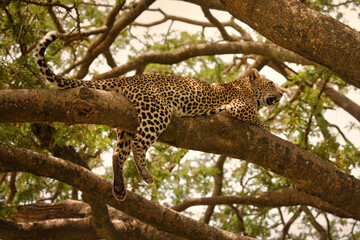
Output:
[{"left": 1, "top": 0, "right": 360, "bottom": 239}]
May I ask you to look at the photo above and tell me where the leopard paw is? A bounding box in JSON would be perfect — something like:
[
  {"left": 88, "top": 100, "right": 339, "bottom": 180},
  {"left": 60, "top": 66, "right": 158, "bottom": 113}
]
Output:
[
  {"left": 113, "top": 181, "right": 127, "bottom": 201},
  {"left": 141, "top": 173, "right": 154, "bottom": 184}
]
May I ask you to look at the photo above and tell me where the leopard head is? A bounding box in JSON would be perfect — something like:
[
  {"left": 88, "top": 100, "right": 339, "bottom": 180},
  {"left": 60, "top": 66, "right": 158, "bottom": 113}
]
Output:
[{"left": 248, "top": 69, "right": 283, "bottom": 109}]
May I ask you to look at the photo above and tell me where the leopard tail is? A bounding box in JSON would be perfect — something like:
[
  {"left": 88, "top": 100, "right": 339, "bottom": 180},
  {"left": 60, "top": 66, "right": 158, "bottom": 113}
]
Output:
[{"left": 34, "top": 31, "right": 111, "bottom": 90}]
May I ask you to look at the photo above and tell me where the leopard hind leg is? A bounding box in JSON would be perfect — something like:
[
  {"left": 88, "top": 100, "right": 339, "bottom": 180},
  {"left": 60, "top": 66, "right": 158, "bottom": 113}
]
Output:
[
  {"left": 131, "top": 100, "right": 171, "bottom": 184},
  {"left": 112, "top": 129, "right": 133, "bottom": 201}
]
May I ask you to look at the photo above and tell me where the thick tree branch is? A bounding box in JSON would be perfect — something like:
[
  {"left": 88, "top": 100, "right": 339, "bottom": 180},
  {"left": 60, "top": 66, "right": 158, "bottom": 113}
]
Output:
[
  {"left": 0, "top": 143, "right": 254, "bottom": 240},
  {"left": 9, "top": 200, "right": 183, "bottom": 240},
  {"left": 220, "top": 0, "right": 360, "bottom": 88},
  {"left": 1, "top": 88, "right": 360, "bottom": 220},
  {"left": 0, "top": 218, "right": 99, "bottom": 240},
  {"left": 92, "top": 41, "right": 314, "bottom": 80},
  {"left": 13, "top": 199, "right": 88, "bottom": 221}
]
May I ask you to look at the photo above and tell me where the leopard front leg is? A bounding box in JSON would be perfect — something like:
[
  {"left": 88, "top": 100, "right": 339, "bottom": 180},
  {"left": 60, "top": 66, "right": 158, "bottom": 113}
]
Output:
[
  {"left": 226, "top": 100, "right": 269, "bottom": 130},
  {"left": 112, "top": 129, "right": 133, "bottom": 201},
  {"left": 132, "top": 102, "right": 171, "bottom": 184}
]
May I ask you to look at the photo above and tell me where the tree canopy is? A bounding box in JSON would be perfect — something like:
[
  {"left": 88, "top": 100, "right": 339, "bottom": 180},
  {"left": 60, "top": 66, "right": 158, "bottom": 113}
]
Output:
[{"left": 1, "top": 0, "right": 360, "bottom": 239}]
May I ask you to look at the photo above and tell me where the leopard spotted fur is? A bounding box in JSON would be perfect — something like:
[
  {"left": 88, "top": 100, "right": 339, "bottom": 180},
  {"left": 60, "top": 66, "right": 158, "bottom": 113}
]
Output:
[{"left": 34, "top": 31, "right": 282, "bottom": 201}]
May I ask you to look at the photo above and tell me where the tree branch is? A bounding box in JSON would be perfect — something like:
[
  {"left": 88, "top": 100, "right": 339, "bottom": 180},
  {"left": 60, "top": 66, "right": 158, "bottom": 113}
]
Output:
[
  {"left": 135, "top": 12, "right": 252, "bottom": 40},
  {"left": 301, "top": 206, "right": 327, "bottom": 240},
  {"left": 220, "top": 0, "right": 360, "bottom": 88},
  {"left": 316, "top": 81, "right": 360, "bottom": 123},
  {"left": 10, "top": 200, "right": 183, "bottom": 240},
  {"left": 0, "top": 218, "right": 99, "bottom": 240},
  {"left": 171, "top": 188, "right": 354, "bottom": 219},
  {"left": 201, "top": 6, "right": 237, "bottom": 41},
  {"left": 73, "top": 0, "right": 156, "bottom": 79},
  {"left": 178, "top": 0, "right": 226, "bottom": 11},
  {"left": 280, "top": 207, "right": 302, "bottom": 240},
  {"left": 203, "top": 155, "right": 226, "bottom": 224},
  {"left": 92, "top": 41, "right": 314, "bottom": 80},
  {"left": 1, "top": 88, "right": 360, "bottom": 220}
]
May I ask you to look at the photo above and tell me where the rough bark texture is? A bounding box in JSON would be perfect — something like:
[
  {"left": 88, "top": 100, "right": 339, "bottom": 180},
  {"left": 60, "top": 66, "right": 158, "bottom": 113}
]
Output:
[
  {"left": 1, "top": 88, "right": 360, "bottom": 220},
  {"left": 220, "top": 0, "right": 360, "bottom": 88}
]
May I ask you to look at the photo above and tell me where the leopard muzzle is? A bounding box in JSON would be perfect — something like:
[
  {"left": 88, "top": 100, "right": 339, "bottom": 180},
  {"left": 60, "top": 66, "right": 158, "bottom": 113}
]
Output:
[{"left": 266, "top": 94, "right": 282, "bottom": 106}]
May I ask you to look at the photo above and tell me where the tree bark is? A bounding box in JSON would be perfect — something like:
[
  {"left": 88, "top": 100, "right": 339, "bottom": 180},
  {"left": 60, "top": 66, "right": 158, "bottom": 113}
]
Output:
[
  {"left": 220, "top": 0, "right": 360, "bottom": 88},
  {"left": 1, "top": 88, "right": 360, "bottom": 220}
]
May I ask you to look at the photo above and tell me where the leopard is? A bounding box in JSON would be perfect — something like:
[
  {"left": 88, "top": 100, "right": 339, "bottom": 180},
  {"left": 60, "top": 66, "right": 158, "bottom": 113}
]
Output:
[{"left": 34, "top": 31, "right": 283, "bottom": 201}]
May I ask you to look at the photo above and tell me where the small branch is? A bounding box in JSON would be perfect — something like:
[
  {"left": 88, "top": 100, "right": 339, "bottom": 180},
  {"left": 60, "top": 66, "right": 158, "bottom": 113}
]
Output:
[
  {"left": 201, "top": 6, "right": 237, "bottom": 41},
  {"left": 316, "top": 80, "right": 360, "bottom": 123},
  {"left": 22, "top": 0, "right": 72, "bottom": 11},
  {"left": 329, "top": 123, "right": 354, "bottom": 146},
  {"left": 0, "top": 173, "right": 8, "bottom": 185},
  {"left": 103, "top": 48, "right": 117, "bottom": 68},
  {"left": 301, "top": 206, "right": 327, "bottom": 240},
  {"left": 237, "top": 55, "right": 269, "bottom": 78},
  {"left": 203, "top": 155, "right": 226, "bottom": 224},
  {"left": 7, "top": 172, "right": 17, "bottom": 203},
  {"left": 229, "top": 205, "right": 246, "bottom": 235},
  {"left": 135, "top": 11, "right": 252, "bottom": 41},
  {"left": 73, "top": 0, "right": 156, "bottom": 79},
  {"left": 47, "top": 4, "right": 65, "bottom": 33},
  {"left": 280, "top": 207, "right": 302, "bottom": 240},
  {"left": 323, "top": 213, "right": 333, "bottom": 240}
]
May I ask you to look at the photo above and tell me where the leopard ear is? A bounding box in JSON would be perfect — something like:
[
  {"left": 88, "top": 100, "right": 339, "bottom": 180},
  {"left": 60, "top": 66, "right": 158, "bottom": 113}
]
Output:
[{"left": 249, "top": 68, "right": 261, "bottom": 82}]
